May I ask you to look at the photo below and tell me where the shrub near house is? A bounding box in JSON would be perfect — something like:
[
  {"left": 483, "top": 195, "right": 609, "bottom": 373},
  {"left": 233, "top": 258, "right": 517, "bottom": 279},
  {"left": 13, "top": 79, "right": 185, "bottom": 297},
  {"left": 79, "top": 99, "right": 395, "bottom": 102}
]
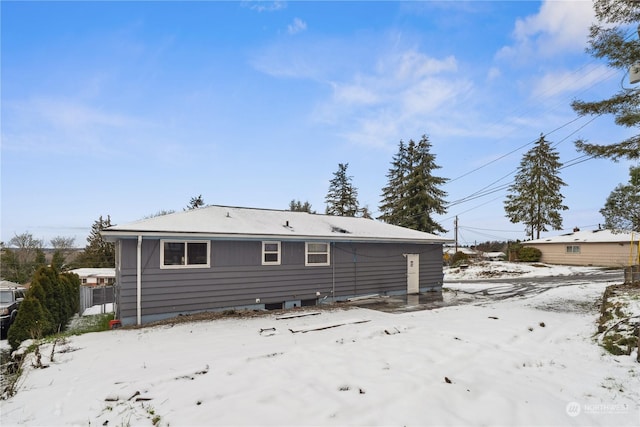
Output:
[
  {"left": 7, "top": 266, "right": 80, "bottom": 350},
  {"left": 518, "top": 247, "right": 542, "bottom": 262}
]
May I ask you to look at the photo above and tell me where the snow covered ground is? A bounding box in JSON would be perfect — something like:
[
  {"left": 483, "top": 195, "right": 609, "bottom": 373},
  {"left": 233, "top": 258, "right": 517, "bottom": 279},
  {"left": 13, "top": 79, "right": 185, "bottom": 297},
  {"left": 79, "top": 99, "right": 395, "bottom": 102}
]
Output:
[
  {"left": 444, "top": 260, "right": 605, "bottom": 280},
  {"left": 1, "top": 263, "right": 639, "bottom": 426}
]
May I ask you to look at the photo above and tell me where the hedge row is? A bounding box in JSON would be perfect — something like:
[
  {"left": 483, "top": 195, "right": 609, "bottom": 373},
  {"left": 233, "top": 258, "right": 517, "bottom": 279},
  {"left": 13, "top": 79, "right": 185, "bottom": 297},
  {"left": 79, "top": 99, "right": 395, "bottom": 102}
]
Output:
[{"left": 8, "top": 266, "right": 80, "bottom": 350}]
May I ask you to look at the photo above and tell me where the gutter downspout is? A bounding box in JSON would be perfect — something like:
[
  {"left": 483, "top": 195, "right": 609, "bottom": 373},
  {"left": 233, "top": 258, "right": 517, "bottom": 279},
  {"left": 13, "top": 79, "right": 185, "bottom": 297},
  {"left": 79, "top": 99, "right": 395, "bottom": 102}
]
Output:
[
  {"left": 331, "top": 242, "right": 335, "bottom": 302},
  {"left": 137, "top": 235, "right": 142, "bottom": 326}
]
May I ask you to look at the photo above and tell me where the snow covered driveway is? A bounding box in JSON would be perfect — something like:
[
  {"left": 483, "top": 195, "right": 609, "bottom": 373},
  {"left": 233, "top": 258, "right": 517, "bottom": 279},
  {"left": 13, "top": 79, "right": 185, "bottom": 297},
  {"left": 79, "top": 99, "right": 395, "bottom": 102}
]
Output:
[{"left": 1, "top": 275, "right": 639, "bottom": 426}]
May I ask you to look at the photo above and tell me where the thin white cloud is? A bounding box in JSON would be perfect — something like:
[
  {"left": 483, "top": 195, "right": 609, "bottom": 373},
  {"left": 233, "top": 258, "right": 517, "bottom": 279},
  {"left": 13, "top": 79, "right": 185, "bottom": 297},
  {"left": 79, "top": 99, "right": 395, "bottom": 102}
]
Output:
[
  {"left": 389, "top": 52, "right": 457, "bottom": 80},
  {"left": 497, "top": 0, "right": 595, "bottom": 62},
  {"left": 2, "top": 97, "right": 147, "bottom": 155},
  {"left": 487, "top": 67, "right": 501, "bottom": 81},
  {"left": 287, "top": 18, "right": 307, "bottom": 35},
  {"left": 531, "top": 63, "right": 614, "bottom": 99},
  {"left": 314, "top": 50, "right": 473, "bottom": 147},
  {"left": 243, "top": 1, "right": 286, "bottom": 13},
  {"left": 331, "top": 81, "right": 379, "bottom": 106},
  {"left": 30, "top": 98, "right": 141, "bottom": 129}
]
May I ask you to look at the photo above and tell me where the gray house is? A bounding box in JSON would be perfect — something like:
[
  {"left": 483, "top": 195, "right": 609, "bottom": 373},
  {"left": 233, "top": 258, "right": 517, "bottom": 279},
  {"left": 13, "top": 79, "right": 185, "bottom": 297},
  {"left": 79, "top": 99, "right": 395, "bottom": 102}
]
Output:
[{"left": 101, "top": 205, "right": 451, "bottom": 326}]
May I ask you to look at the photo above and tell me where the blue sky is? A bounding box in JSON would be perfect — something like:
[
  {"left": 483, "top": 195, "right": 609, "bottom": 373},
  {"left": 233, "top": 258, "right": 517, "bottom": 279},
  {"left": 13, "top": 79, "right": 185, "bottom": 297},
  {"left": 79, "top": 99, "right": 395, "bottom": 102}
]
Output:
[{"left": 1, "top": 1, "right": 637, "bottom": 248}]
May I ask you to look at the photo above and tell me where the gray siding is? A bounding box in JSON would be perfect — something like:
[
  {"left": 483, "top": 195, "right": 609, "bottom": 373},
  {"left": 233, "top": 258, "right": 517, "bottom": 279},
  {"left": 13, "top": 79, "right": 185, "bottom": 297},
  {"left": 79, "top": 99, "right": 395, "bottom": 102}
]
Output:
[{"left": 116, "top": 238, "right": 443, "bottom": 325}]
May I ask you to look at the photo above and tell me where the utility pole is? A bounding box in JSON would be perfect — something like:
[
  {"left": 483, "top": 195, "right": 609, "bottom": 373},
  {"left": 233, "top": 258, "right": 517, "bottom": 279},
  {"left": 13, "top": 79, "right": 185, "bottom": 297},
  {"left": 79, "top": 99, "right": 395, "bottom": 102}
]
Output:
[{"left": 454, "top": 216, "right": 458, "bottom": 253}]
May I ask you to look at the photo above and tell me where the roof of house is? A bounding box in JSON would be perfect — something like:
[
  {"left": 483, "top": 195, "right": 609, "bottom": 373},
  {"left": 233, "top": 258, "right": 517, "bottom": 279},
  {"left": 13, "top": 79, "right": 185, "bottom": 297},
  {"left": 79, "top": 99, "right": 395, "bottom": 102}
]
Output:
[
  {"left": 525, "top": 229, "right": 639, "bottom": 244},
  {"left": 68, "top": 268, "right": 115, "bottom": 278},
  {"left": 101, "top": 205, "right": 451, "bottom": 244},
  {"left": 443, "top": 247, "right": 478, "bottom": 255},
  {"left": 0, "top": 280, "right": 23, "bottom": 289}
]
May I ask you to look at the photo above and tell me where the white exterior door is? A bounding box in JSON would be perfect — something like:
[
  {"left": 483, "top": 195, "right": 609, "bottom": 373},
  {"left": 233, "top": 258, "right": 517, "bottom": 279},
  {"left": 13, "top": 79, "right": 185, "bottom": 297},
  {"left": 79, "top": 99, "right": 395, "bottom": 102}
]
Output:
[{"left": 406, "top": 254, "right": 419, "bottom": 294}]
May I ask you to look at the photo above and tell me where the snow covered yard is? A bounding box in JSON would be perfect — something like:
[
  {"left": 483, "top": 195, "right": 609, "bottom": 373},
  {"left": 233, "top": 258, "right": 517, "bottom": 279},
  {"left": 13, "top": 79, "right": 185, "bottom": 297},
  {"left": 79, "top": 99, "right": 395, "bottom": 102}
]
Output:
[
  {"left": 1, "top": 264, "right": 639, "bottom": 426},
  {"left": 444, "top": 260, "right": 606, "bottom": 280}
]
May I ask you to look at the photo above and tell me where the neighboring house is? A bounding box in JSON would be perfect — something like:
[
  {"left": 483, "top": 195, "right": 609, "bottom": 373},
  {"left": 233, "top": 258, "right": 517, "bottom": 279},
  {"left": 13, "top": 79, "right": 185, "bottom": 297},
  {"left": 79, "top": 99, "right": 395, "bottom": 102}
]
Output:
[
  {"left": 443, "top": 247, "right": 479, "bottom": 257},
  {"left": 524, "top": 229, "right": 640, "bottom": 267},
  {"left": 101, "top": 205, "right": 451, "bottom": 326},
  {"left": 68, "top": 268, "right": 115, "bottom": 287},
  {"left": 482, "top": 251, "right": 506, "bottom": 261}
]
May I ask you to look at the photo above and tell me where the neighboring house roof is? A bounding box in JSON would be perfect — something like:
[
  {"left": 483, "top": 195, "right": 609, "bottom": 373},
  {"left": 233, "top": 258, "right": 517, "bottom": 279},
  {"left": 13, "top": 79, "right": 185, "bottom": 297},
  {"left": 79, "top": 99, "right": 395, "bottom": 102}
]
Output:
[
  {"left": 102, "top": 205, "right": 451, "bottom": 244},
  {"left": 443, "top": 247, "right": 478, "bottom": 255},
  {"left": 0, "top": 280, "right": 23, "bottom": 288},
  {"left": 526, "top": 229, "right": 639, "bottom": 244},
  {"left": 482, "top": 252, "right": 506, "bottom": 259},
  {"left": 68, "top": 268, "right": 115, "bottom": 278}
]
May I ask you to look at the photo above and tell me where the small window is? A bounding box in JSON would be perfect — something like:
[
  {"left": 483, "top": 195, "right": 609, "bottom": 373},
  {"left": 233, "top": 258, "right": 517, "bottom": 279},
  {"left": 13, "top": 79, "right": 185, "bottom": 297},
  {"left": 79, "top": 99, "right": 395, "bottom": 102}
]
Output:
[
  {"left": 161, "top": 240, "right": 210, "bottom": 269},
  {"left": 262, "top": 241, "right": 281, "bottom": 265},
  {"left": 566, "top": 245, "right": 581, "bottom": 254},
  {"left": 305, "top": 242, "right": 330, "bottom": 266}
]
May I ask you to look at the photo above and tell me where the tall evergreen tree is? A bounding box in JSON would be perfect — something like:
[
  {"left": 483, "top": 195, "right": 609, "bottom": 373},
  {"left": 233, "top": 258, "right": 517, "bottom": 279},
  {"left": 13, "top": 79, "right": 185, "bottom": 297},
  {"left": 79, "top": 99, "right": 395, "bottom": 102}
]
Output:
[
  {"left": 379, "top": 140, "right": 410, "bottom": 225},
  {"left": 403, "top": 135, "right": 448, "bottom": 233},
  {"left": 76, "top": 215, "right": 115, "bottom": 268},
  {"left": 504, "top": 135, "right": 568, "bottom": 239},
  {"left": 379, "top": 136, "right": 448, "bottom": 233},
  {"left": 571, "top": 0, "right": 639, "bottom": 161},
  {"left": 325, "top": 163, "right": 360, "bottom": 216},
  {"left": 600, "top": 166, "right": 640, "bottom": 231}
]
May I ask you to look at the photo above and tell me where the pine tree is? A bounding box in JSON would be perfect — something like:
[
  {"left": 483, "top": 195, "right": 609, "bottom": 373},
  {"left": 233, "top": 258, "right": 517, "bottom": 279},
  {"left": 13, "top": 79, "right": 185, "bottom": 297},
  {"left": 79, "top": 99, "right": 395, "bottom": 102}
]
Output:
[
  {"left": 403, "top": 135, "right": 448, "bottom": 233},
  {"left": 504, "top": 135, "right": 568, "bottom": 239},
  {"left": 186, "top": 195, "right": 205, "bottom": 210},
  {"left": 325, "top": 163, "right": 360, "bottom": 216},
  {"left": 6, "top": 267, "right": 80, "bottom": 350},
  {"left": 288, "top": 200, "right": 315, "bottom": 213},
  {"left": 7, "top": 294, "right": 50, "bottom": 350},
  {"left": 76, "top": 215, "right": 115, "bottom": 268},
  {"left": 571, "top": 0, "right": 639, "bottom": 161},
  {"left": 379, "top": 140, "right": 410, "bottom": 226},
  {"left": 379, "top": 136, "right": 448, "bottom": 233},
  {"left": 600, "top": 166, "right": 640, "bottom": 231}
]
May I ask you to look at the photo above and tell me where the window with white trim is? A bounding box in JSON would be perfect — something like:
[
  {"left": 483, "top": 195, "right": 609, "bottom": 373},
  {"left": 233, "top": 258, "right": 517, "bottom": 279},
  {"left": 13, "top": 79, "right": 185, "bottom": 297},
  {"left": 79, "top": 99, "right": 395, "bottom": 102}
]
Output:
[
  {"left": 566, "top": 245, "right": 580, "bottom": 254},
  {"left": 161, "top": 240, "right": 210, "bottom": 269},
  {"left": 262, "top": 241, "right": 281, "bottom": 265},
  {"left": 305, "top": 242, "right": 330, "bottom": 266}
]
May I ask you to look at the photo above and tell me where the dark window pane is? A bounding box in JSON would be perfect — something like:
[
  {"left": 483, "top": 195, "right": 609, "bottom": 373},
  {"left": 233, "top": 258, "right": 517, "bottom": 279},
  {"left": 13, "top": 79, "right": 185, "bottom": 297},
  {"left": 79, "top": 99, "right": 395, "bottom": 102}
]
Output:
[
  {"left": 164, "top": 242, "right": 185, "bottom": 265},
  {"left": 264, "top": 253, "right": 279, "bottom": 262},
  {"left": 187, "top": 242, "right": 208, "bottom": 265},
  {"left": 308, "top": 254, "right": 328, "bottom": 264}
]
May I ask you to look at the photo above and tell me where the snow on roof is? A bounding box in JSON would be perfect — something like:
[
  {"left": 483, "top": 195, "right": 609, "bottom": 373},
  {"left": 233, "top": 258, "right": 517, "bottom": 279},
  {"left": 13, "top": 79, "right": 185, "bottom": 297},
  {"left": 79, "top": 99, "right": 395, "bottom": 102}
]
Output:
[
  {"left": 526, "top": 229, "right": 639, "bottom": 244},
  {"left": 0, "top": 280, "right": 23, "bottom": 288},
  {"left": 102, "top": 205, "right": 451, "bottom": 244},
  {"left": 443, "top": 247, "right": 478, "bottom": 255},
  {"left": 68, "top": 268, "right": 115, "bottom": 278}
]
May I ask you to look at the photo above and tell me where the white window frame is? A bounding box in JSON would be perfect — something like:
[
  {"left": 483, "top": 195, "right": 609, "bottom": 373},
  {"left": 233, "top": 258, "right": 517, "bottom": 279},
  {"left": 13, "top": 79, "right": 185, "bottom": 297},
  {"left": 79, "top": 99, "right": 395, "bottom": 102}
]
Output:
[
  {"left": 160, "top": 239, "right": 211, "bottom": 269},
  {"left": 566, "top": 245, "right": 581, "bottom": 254},
  {"left": 305, "top": 242, "right": 330, "bottom": 266},
  {"left": 262, "top": 241, "right": 281, "bottom": 265}
]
